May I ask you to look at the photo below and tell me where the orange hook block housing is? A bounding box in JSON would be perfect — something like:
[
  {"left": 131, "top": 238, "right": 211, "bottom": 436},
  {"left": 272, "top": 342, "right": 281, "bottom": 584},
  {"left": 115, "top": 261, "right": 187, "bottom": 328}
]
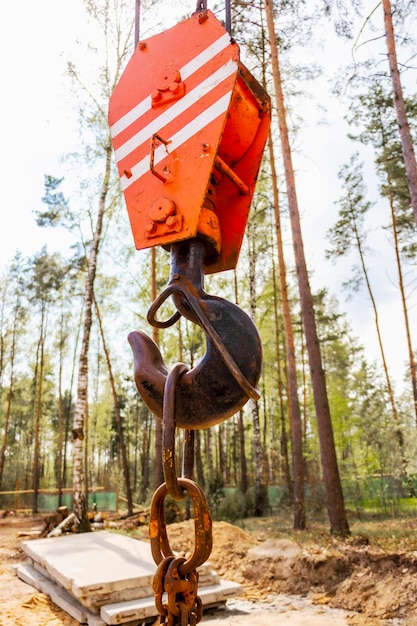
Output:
[{"left": 108, "top": 9, "right": 271, "bottom": 274}]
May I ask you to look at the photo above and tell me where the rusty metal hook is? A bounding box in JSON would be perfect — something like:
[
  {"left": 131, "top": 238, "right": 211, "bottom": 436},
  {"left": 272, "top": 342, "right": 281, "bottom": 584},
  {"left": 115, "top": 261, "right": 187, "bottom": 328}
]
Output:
[{"left": 128, "top": 239, "right": 262, "bottom": 429}]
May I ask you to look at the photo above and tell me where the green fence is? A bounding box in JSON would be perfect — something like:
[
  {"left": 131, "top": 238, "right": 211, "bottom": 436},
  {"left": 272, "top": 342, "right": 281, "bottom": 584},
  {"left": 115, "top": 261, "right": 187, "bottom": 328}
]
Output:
[
  {"left": 37, "top": 491, "right": 117, "bottom": 512},
  {"left": 0, "top": 490, "right": 118, "bottom": 512}
]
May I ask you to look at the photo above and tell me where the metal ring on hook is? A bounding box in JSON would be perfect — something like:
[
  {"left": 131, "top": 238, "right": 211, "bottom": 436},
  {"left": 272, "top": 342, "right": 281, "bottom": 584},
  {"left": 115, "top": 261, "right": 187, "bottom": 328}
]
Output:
[
  {"left": 147, "top": 285, "right": 182, "bottom": 329},
  {"left": 163, "top": 363, "right": 189, "bottom": 500},
  {"left": 175, "top": 282, "right": 260, "bottom": 401},
  {"left": 147, "top": 278, "right": 260, "bottom": 401}
]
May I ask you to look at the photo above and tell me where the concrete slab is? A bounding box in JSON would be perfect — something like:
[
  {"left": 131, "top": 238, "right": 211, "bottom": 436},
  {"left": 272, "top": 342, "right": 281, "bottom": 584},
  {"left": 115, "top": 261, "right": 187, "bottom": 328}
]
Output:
[
  {"left": 16, "top": 562, "right": 147, "bottom": 626},
  {"left": 22, "top": 532, "right": 156, "bottom": 602},
  {"left": 28, "top": 557, "right": 154, "bottom": 611},
  {"left": 16, "top": 562, "right": 105, "bottom": 624},
  {"left": 15, "top": 561, "right": 47, "bottom": 592},
  {"left": 22, "top": 532, "right": 221, "bottom": 612},
  {"left": 17, "top": 560, "right": 240, "bottom": 626},
  {"left": 101, "top": 579, "right": 242, "bottom": 625},
  {"left": 28, "top": 556, "right": 219, "bottom": 611},
  {"left": 20, "top": 530, "right": 239, "bottom": 623}
]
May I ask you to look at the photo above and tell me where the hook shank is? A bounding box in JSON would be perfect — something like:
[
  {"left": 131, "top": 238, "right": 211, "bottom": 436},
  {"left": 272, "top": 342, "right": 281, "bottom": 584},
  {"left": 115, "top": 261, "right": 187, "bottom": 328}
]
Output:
[{"left": 128, "top": 240, "right": 262, "bottom": 429}]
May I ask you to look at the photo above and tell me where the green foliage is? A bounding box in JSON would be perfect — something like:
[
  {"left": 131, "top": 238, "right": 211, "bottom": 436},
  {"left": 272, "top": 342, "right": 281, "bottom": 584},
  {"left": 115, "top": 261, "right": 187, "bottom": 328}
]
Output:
[
  {"left": 206, "top": 473, "right": 225, "bottom": 519},
  {"left": 326, "top": 153, "right": 373, "bottom": 286},
  {"left": 347, "top": 82, "right": 417, "bottom": 258},
  {"left": 37, "top": 175, "right": 71, "bottom": 230},
  {"left": 216, "top": 489, "right": 247, "bottom": 523}
]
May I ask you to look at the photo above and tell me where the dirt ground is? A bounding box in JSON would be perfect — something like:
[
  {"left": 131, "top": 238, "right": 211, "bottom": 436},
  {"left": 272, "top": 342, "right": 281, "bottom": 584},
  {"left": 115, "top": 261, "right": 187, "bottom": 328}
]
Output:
[{"left": 0, "top": 513, "right": 416, "bottom": 625}]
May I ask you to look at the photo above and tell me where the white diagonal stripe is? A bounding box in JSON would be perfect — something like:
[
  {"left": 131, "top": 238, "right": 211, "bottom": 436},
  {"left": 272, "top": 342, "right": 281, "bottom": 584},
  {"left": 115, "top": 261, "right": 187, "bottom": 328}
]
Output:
[
  {"left": 110, "top": 96, "right": 152, "bottom": 139},
  {"left": 172, "top": 32, "right": 231, "bottom": 81},
  {"left": 110, "top": 32, "right": 232, "bottom": 139},
  {"left": 121, "top": 91, "right": 232, "bottom": 191},
  {"left": 114, "top": 58, "right": 237, "bottom": 163}
]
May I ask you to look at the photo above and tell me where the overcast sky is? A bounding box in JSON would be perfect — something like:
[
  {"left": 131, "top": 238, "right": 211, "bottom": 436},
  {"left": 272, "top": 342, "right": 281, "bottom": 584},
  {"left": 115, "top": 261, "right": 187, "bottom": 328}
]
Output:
[{"left": 0, "top": 0, "right": 416, "bottom": 396}]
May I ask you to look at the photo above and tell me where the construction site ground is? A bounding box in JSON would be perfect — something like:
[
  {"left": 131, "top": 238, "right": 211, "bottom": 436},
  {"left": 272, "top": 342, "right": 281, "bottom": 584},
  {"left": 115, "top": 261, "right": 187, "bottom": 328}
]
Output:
[{"left": 0, "top": 511, "right": 416, "bottom": 625}]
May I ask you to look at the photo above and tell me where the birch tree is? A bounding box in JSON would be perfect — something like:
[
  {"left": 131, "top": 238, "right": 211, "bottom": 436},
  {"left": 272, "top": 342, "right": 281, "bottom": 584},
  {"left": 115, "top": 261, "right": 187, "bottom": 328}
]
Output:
[{"left": 36, "top": 1, "right": 134, "bottom": 529}]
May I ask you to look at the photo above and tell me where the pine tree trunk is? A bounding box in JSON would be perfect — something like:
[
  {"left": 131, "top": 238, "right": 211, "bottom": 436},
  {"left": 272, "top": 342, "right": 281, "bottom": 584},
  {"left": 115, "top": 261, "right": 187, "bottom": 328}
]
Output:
[
  {"left": 218, "top": 424, "right": 226, "bottom": 482},
  {"left": 0, "top": 303, "right": 18, "bottom": 489},
  {"left": 233, "top": 272, "right": 249, "bottom": 495},
  {"left": 32, "top": 306, "right": 45, "bottom": 514},
  {"left": 352, "top": 218, "right": 407, "bottom": 468},
  {"left": 133, "top": 402, "right": 139, "bottom": 493},
  {"left": 237, "top": 411, "right": 248, "bottom": 494},
  {"left": 269, "top": 136, "right": 304, "bottom": 528},
  {"left": 382, "top": 0, "right": 417, "bottom": 225},
  {"left": 265, "top": 0, "right": 349, "bottom": 535},
  {"left": 57, "top": 306, "right": 64, "bottom": 507},
  {"left": 72, "top": 144, "right": 112, "bottom": 532},
  {"left": 271, "top": 258, "right": 293, "bottom": 497},
  {"left": 388, "top": 191, "right": 417, "bottom": 424},
  {"left": 140, "top": 410, "right": 151, "bottom": 501},
  {"left": 195, "top": 430, "right": 205, "bottom": 488},
  {"left": 205, "top": 429, "right": 213, "bottom": 479}
]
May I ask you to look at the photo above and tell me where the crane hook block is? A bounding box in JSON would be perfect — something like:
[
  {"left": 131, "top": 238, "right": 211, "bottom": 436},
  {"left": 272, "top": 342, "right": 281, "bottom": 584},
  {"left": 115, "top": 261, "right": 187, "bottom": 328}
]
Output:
[{"left": 108, "top": 10, "right": 271, "bottom": 274}]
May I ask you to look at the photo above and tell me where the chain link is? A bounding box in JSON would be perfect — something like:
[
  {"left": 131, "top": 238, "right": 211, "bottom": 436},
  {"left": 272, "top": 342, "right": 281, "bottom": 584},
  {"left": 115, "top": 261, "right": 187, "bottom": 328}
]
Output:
[
  {"left": 150, "top": 479, "right": 210, "bottom": 625},
  {"left": 162, "top": 363, "right": 190, "bottom": 500},
  {"left": 150, "top": 478, "right": 212, "bottom": 573},
  {"left": 150, "top": 360, "right": 212, "bottom": 625}
]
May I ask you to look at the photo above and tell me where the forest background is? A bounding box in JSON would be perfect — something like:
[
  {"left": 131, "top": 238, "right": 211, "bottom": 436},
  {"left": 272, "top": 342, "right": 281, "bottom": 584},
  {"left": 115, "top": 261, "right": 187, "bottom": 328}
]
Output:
[{"left": 0, "top": 0, "right": 416, "bottom": 532}]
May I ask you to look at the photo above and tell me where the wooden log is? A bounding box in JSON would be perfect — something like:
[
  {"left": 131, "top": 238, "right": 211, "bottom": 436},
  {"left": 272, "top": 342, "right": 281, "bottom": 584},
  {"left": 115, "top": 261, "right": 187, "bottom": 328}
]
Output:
[{"left": 47, "top": 512, "right": 76, "bottom": 537}]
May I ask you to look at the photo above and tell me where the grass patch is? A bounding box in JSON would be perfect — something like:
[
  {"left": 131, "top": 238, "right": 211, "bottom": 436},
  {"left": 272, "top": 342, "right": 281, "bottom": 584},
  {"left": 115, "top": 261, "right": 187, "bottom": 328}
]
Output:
[{"left": 233, "top": 509, "right": 417, "bottom": 553}]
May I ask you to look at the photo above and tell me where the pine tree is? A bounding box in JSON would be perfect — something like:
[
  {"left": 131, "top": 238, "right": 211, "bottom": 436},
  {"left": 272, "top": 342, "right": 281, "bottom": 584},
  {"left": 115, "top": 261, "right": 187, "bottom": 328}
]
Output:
[{"left": 265, "top": 0, "right": 349, "bottom": 535}]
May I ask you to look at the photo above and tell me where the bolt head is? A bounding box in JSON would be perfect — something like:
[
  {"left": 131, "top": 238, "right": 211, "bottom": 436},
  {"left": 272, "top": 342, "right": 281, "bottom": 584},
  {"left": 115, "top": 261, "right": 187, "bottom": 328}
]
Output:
[
  {"left": 149, "top": 197, "right": 176, "bottom": 223},
  {"left": 156, "top": 68, "right": 181, "bottom": 91},
  {"left": 146, "top": 222, "right": 157, "bottom": 235}
]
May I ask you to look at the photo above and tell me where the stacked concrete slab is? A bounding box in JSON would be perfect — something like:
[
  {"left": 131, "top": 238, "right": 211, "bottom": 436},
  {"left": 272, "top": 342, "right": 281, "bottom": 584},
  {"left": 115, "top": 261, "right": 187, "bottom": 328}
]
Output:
[{"left": 17, "top": 531, "right": 241, "bottom": 625}]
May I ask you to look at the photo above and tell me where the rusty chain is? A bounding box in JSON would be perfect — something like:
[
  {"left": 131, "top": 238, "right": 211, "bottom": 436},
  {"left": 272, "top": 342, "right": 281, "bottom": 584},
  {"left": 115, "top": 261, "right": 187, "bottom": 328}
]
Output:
[{"left": 149, "top": 361, "right": 212, "bottom": 625}]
